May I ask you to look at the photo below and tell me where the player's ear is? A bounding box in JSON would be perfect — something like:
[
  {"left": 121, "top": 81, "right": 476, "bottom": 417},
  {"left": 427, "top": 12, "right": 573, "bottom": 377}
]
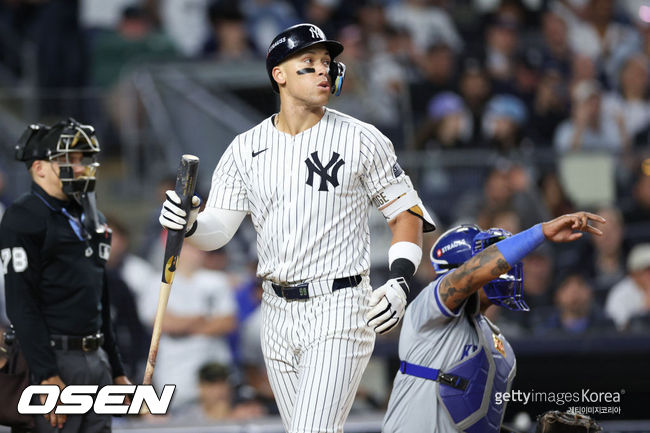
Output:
[
  {"left": 273, "top": 65, "right": 286, "bottom": 87},
  {"left": 31, "top": 160, "right": 45, "bottom": 178}
]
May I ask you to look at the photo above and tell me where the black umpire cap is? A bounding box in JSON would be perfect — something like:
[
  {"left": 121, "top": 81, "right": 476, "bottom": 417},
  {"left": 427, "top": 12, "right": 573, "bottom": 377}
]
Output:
[
  {"left": 15, "top": 118, "right": 99, "bottom": 169},
  {"left": 266, "top": 23, "right": 344, "bottom": 93}
]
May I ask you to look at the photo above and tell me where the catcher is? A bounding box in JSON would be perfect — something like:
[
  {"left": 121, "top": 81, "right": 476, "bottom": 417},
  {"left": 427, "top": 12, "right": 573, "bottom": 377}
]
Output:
[{"left": 383, "top": 212, "right": 606, "bottom": 432}]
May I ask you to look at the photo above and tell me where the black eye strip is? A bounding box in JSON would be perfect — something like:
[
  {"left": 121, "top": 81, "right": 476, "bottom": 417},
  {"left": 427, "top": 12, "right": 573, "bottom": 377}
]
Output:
[{"left": 297, "top": 68, "right": 316, "bottom": 75}]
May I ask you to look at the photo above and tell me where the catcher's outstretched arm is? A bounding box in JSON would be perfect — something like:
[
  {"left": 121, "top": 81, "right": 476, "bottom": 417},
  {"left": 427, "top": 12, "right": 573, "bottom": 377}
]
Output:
[
  {"left": 438, "top": 244, "right": 510, "bottom": 312},
  {"left": 438, "top": 211, "right": 605, "bottom": 311}
]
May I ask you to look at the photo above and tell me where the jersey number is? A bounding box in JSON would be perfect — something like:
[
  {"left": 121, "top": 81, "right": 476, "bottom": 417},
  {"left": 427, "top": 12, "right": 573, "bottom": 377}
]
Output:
[{"left": 1, "top": 247, "right": 28, "bottom": 274}]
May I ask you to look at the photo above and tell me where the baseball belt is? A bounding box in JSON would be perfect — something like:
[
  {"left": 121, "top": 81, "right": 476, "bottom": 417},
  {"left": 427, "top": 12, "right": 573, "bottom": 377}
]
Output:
[
  {"left": 50, "top": 333, "right": 104, "bottom": 352},
  {"left": 271, "top": 275, "right": 362, "bottom": 300}
]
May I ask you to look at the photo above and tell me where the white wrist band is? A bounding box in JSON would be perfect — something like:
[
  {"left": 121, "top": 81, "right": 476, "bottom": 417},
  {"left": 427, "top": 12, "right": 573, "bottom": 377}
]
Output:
[{"left": 388, "top": 241, "right": 422, "bottom": 273}]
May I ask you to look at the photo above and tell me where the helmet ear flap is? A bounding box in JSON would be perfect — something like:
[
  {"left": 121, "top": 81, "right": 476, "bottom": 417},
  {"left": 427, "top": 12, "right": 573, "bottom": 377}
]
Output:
[{"left": 329, "top": 60, "right": 346, "bottom": 96}]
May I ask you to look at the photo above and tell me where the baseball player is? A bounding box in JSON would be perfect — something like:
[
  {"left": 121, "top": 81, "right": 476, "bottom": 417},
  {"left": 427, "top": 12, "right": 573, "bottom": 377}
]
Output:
[
  {"left": 159, "top": 23, "right": 435, "bottom": 433},
  {"left": 383, "top": 212, "right": 605, "bottom": 433},
  {"left": 1, "top": 119, "right": 131, "bottom": 432}
]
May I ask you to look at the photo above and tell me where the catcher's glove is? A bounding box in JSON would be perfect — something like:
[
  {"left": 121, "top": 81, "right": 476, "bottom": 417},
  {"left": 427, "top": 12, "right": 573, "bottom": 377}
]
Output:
[{"left": 535, "top": 410, "right": 602, "bottom": 433}]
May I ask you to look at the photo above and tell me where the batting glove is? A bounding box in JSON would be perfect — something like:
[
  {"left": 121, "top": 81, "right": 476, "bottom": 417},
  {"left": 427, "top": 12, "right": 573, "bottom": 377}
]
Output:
[
  {"left": 365, "top": 277, "right": 409, "bottom": 335},
  {"left": 159, "top": 190, "right": 201, "bottom": 233}
]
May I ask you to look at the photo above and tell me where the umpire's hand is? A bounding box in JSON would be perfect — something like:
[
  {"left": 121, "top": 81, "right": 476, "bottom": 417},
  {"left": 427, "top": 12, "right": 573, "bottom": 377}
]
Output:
[
  {"left": 159, "top": 190, "right": 201, "bottom": 232},
  {"left": 365, "top": 278, "right": 409, "bottom": 334}
]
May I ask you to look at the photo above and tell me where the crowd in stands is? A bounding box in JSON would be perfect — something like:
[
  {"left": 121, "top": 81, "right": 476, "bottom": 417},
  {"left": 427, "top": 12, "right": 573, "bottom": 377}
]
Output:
[{"left": 1, "top": 0, "right": 650, "bottom": 423}]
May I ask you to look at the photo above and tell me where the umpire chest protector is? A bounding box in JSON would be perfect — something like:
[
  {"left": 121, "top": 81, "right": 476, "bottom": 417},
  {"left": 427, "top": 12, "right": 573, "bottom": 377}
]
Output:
[{"left": 437, "top": 294, "right": 517, "bottom": 433}]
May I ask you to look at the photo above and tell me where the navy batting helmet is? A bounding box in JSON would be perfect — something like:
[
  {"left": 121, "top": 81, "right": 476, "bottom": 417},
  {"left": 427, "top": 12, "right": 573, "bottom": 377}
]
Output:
[
  {"left": 430, "top": 224, "right": 481, "bottom": 274},
  {"left": 266, "top": 23, "right": 345, "bottom": 94},
  {"left": 473, "top": 228, "right": 528, "bottom": 311}
]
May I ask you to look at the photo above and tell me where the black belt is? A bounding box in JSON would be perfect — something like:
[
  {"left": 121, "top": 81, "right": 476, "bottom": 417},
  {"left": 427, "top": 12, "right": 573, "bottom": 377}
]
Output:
[
  {"left": 50, "top": 333, "right": 104, "bottom": 352},
  {"left": 272, "top": 275, "right": 362, "bottom": 300}
]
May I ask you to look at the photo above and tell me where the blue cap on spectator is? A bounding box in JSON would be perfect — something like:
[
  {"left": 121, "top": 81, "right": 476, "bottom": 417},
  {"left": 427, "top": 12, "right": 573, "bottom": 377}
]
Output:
[
  {"left": 427, "top": 92, "right": 465, "bottom": 122},
  {"left": 485, "top": 94, "right": 527, "bottom": 125}
]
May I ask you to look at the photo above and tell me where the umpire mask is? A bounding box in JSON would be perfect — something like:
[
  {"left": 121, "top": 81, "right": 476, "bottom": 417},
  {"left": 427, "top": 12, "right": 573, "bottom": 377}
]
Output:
[{"left": 16, "top": 118, "right": 101, "bottom": 199}]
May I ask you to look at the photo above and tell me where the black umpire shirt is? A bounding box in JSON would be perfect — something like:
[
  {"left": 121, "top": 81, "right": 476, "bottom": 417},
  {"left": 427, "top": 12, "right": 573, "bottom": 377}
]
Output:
[{"left": 0, "top": 182, "right": 125, "bottom": 382}]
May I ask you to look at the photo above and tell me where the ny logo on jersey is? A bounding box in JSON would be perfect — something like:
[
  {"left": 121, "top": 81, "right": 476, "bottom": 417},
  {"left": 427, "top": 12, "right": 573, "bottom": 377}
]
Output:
[
  {"left": 309, "top": 26, "right": 324, "bottom": 40},
  {"left": 305, "top": 151, "right": 345, "bottom": 191}
]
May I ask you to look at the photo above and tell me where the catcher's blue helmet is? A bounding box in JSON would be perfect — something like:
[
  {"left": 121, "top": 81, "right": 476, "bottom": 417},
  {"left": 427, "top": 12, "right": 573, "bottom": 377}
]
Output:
[
  {"left": 430, "top": 224, "right": 481, "bottom": 274},
  {"left": 266, "top": 23, "right": 346, "bottom": 95},
  {"left": 473, "top": 228, "right": 528, "bottom": 311}
]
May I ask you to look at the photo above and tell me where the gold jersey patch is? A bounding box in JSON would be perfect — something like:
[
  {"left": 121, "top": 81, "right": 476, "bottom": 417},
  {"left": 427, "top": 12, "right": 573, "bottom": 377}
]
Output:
[{"left": 493, "top": 334, "right": 506, "bottom": 357}]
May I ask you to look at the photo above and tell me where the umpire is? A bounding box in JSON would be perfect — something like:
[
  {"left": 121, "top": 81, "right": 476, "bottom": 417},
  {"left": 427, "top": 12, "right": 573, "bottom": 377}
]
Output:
[{"left": 1, "top": 119, "right": 131, "bottom": 432}]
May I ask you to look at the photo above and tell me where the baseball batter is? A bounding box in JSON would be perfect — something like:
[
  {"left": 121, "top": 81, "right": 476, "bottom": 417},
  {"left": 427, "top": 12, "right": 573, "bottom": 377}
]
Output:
[
  {"left": 159, "top": 23, "right": 435, "bottom": 433},
  {"left": 383, "top": 212, "right": 605, "bottom": 433}
]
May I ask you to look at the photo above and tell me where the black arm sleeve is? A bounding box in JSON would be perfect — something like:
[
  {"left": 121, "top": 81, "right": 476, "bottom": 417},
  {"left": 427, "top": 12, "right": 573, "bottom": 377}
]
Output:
[
  {"left": 1, "top": 203, "right": 59, "bottom": 382},
  {"left": 100, "top": 271, "right": 126, "bottom": 379}
]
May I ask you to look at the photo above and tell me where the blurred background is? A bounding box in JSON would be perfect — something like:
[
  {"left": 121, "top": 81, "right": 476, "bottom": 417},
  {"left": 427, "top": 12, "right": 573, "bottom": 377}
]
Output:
[{"left": 0, "top": 0, "right": 650, "bottom": 431}]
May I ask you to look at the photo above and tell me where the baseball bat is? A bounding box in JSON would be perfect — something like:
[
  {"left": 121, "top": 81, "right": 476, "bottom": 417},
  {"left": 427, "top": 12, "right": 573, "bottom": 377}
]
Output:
[{"left": 142, "top": 154, "right": 200, "bottom": 386}]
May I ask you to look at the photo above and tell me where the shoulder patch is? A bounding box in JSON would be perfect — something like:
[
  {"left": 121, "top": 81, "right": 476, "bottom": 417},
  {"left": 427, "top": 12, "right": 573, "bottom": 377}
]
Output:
[{"left": 392, "top": 163, "right": 403, "bottom": 178}]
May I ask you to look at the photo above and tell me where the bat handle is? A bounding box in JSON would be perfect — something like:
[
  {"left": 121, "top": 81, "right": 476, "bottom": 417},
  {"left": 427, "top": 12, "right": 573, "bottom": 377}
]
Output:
[{"left": 142, "top": 282, "right": 172, "bottom": 385}]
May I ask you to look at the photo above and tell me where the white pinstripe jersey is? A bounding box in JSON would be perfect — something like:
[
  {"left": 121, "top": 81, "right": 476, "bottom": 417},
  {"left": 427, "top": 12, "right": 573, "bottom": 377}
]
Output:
[{"left": 207, "top": 107, "right": 410, "bottom": 284}]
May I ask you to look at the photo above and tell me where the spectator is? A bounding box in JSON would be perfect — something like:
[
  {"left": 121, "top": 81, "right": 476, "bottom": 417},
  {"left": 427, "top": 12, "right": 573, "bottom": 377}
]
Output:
[
  {"left": 586, "top": 207, "right": 626, "bottom": 298},
  {"left": 7, "top": 0, "right": 89, "bottom": 117},
  {"left": 185, "top": 362, "right": 267, "bottom": 421},
  {"left": 455, "top": 164, "right": 547, "bottom": 230},
  {"left": 483, "top": 15, "right": 521, "bottom": 91},
  {"left": 605, "top": 243, "right": 650, "bottom": 330},
  {"left": 603, "top": 53, "right": 650, "bottom": 139},
  {"left": 538, "top": 170, "right": 575, "bottom": 218},
  {"left": 159, "top": 0, "right": 210, "bottom": 57},
  {"left": 622, "top": 166, "right": 650, "bottom": 231},
  {"left": 408, "top": 41, "right": 457, "bottom": 126},
  {"left": 139, "top": 174, "right": 177, "bottom": 267},
  {"left": 457, "top": 59, "right": 492, "bottom": 143},
  {"left": 328, "top": 24, "right": 408, "bottom": 142},
  {"left": 202, "top": 0, "right": 255, "bottom": 60},
  {"left": 539, "top": 10, "right": 572, "bottom": 79},
  {"left": 140, "top": 243, "right": 237, "bottom": 410},
  {"left": 303, "top": 0, "right": 341, "bottom": 42},
  {"left": 481, "top": 94, "right": 531, "bottom": 152},
  {"left": 386, "top": 0, "right": 462, "bottom": 55},
  {"left": 521, "top": 245, "right": 556, "bottom": 310},
  {"left": 479, "top": 205, "right": 522, "bottom": 235},
  {"left": 512, "top": 48, "right": 544, "bottom": 109},
  {"left": 565, "top": 0, "right": 636, "bottom": 67},
  {"left": 105, "top": 216, "right": 153, "bottom": 380},
  {"left": 356, "top": 0, "right": 390, "bottom": 54},
  {"left": 413, "top": 91, "right": 473, "bottom": 149},
  {"left": 535, "top": 273, "right": 615, "bottom": 335},
  {"left": 241, "top": 0, "right": 300, "bottom": 56},
  {"left": 569, "top": 54, "right": 598, "bottom": 92},
  {"left": 554, "top": 79, "right": 629, "bottom": 153},
  {"left": 90, "top": 5, "right": 177, "bottom": 89},
  {"left": 529, "top": 68, "right": 570, "bottom": 146}
]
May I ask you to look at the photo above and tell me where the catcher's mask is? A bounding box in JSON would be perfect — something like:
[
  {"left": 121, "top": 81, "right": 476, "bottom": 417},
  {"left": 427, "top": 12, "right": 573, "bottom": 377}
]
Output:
[
  {"left": 430, "top": 224, "right": 481, "bottom": 274},
  {"left": 16, "top": 118, "right": 100, "bottom": 200},
  {"left": 266, "top": 23, "right": 346, "bottom": 96},
  {"left": 473, "top": 228, "right": 528, "bottom": 311}
]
